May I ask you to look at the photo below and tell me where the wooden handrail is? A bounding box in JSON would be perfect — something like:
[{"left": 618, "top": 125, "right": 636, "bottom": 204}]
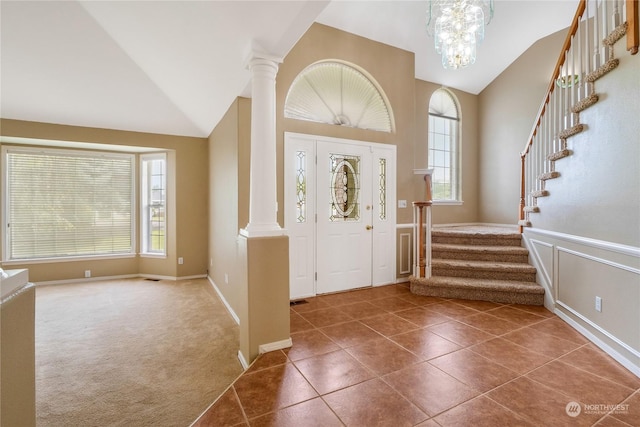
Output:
[
  {"left": 628, "top": 0, "right": 639, "bottom": 54},
  {"left": 521, "top": 0, "right": 586, "bottom": 157}
]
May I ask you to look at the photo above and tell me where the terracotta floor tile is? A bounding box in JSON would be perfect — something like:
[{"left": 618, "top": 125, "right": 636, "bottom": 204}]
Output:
[
  {"left": 502, "top": 327, "right": 582, "bottom": 358},
  {"left": 428, "top": 301, "right": 481, "bottom": 319},
  {"left": 383, "top": 361, "right": 479, "bottom": 416},
  {"left": 245, "top": 350, "right": 288, "bottom": 373},
  {"left": 449, "top": 299, "right": 504, "bottom": 311},
  {"left": 287, "top": 329, "right": 340, "bottom": 361},
  {"left": 336, "top": 301, "right": 387, "bottom": 320},
  {"left": 346, "top": 337, "right": 422, "bottom": 375},
  {"left": 434, "top": 395, "right": 534, "bottom": 427},
  {"left": 233, "top": 363, "right": 318, "bottom": 419},
  {"left": 323, "top": 378, "right": 428, "bottom": 427},
  {"left": 297, "top": 306, "right": 353, "bottom": 328},
  {"left": 358, "top": 312, "right": 420, "bottom": 337},
  {"left": 369, "top": 296, "right": 419, "bottom": 312},
  {"left": 487, "top": 376, "right": 602, "bottom": 426},
  {"left": 318, "top": 289, "right": 369, "bottom": 307},
  {"left": 559, "top": 344, "right": 640, "bottom": 390},
  {"left": 428, "top": 320, "right": 495, "bottom": 346},
  {"left": 595, "top": 415, "right": 635, "bottom": 426},
  {"left": 358, "top": 285, "right": 400, "bottom": 300},
  {"left": 483, "top": 305, "right": 548, "bottom": 326},
  {"left": 610, "top": 391, "right": 640, "bottom": 425},
  {"left": 192, "top": 387, "right": 246, "bottom": 427},
  {"left": 469, "top": 337, "right": 553, "bottom": 375},
  {"left": 415, "top": 420, "right": 441, "bottom": 427},
  {"left": 289, "top": 297, "right": 330, "bottom": 314},
  {"left": 290, "top": 311, "right": 314, "bottom": 334},
  {"left": 459, "top": 312, "right": 523, "bottom": 336},
  {"left": 248, "top": 397, "right": 343, "bottom": 427},
  {"left": 391, "top": 328, "right": 462, "bottom": 360},
  {"left": 320, "top": 320, "right": 383, "bottom": 348},
  {"left": 429, "top": 349, "right": 519, "bottom": 392},
  {"left": 509, "top": 303, "right": 555, "bottom": 318},
  {"left": 528, "top": 317, "right": 591, "bottom": 344},
  {"left": 293, "top": 349, "right": 374, "bottom": 395},
  {"left": 394, "top": 306, "right": 451, "bottom": 327},
  {"left": 526, "top": 360, "right": 635, "bottom": 407},
  {"left": 397, "top": 292, "right": 444, "bottom": 306}
]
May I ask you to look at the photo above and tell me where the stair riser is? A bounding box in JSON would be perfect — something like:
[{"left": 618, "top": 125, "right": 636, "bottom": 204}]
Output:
[
  {"left": 411, "top": 282, "right": 544, "bottom": 305},
  {"left": 432, "top": 236, "right": 522, "bottom": 247},
  {"left": 432, "top": 267, "right": 536, "bottom": 282},
  {"left": 432, "top": 251, "right": 529, "bottom": 263}
]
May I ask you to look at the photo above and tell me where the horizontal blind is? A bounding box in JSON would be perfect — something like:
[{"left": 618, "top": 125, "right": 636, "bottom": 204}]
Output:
[{"left": 6, "top": 148, "right": 134, "bottom": 260}]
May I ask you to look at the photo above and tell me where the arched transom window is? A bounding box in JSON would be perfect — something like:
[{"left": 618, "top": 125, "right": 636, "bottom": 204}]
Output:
[
  {"left": 428, "top": 88, "right": 461, "bottom": 202},
  {"left": 284, "top": 60, "right": 394, "bottom": 133}
]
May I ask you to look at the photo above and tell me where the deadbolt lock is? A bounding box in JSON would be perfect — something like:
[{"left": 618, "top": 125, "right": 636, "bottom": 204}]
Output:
[{"left": 366, "top": 225, "right": 373, "bottom": 230}]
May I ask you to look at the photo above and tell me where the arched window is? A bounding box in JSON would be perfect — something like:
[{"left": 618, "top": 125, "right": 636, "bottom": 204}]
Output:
[
  {"left": 284, "top": 60, "right": 394, "bottom": 133},
  {"left": 428, "top": 88, "right": 461, "bottom": 201}
]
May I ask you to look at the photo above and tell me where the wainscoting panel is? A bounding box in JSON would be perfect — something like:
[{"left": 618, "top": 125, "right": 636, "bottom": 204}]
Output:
[
  {"left": 523, "top": 228, "right": 640, "bottom": 377},
  {"left": 399, "top": 231, "right": 412, "bottom": 276}
]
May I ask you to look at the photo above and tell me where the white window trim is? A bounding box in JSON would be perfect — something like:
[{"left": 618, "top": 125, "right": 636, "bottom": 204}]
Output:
[
  {"left": 140, "top": 152, "right": 167, "bottom": 257},
  {"left": 2, "top": 145, "right": 136, "bottom": 262}
]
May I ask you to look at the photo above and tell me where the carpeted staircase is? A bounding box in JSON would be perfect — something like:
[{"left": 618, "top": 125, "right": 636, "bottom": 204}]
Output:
[{"left": 410, "top": 226, "right": 545, "bottom": 305}]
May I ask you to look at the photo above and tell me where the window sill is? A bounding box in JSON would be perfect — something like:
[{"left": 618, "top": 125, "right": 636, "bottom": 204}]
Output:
[
  {"left": 432, "top": 200, "right": 464, "bottom": 206},
  {"left": 139, "top": 253, "right": 167, "bottom": 259},
  {"left": 2, "top": 253, "right": 136, "bottom": 265}
]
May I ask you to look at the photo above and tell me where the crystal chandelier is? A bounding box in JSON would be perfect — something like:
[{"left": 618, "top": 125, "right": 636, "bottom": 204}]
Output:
[{"left": 427, "top": 0, "right": 494, "bottom": 69}]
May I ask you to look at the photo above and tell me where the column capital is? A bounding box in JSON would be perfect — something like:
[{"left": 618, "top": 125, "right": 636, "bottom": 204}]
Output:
[{"left": 244, "top": 50, "right": 282, "bottom": 70}]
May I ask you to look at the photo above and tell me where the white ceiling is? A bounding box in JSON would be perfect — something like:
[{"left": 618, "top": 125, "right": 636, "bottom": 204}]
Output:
[{"left": 1, "top": 1, "right": 579, "bottom": 139}]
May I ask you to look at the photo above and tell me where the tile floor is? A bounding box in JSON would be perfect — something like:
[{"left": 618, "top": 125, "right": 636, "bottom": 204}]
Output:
[{"left": 193, "top": 283, "right": 640, "bottom": 427}]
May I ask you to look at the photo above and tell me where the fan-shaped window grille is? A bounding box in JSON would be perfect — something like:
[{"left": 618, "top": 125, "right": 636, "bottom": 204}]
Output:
[{"left": 284, "top": 61, "right": 394, "bottom": 132}]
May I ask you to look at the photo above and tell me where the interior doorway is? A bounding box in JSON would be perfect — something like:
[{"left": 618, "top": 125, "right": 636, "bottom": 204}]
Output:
[{"left": 284, "top": 133, "right": 396, "bottom": 300}]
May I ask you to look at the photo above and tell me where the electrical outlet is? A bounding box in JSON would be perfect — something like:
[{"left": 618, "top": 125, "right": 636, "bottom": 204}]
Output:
[
  {"left": 84, "top": 270, "right": 91, "bottom": 278},
  {"left": 178, "top": 257, "right": 184, "bottom": 265},
  {"left": 595, "top": 296, "right": 602, "bottom": 312},
  {"left": 224, "top": 273, "right": 229, "bottom": 284}
]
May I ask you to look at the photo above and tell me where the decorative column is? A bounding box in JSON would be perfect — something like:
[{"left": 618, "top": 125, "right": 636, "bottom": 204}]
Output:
[{"left": 240, "top": 52, "right": 284, "bottom": 237}]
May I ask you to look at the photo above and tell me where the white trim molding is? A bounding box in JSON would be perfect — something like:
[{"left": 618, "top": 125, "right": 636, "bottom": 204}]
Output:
[
  {"left": 208, "top": 276, "right": 240, "bottom": 325},
  {"left": 259, "top": 338, "right": 293, "bottom": 354}
]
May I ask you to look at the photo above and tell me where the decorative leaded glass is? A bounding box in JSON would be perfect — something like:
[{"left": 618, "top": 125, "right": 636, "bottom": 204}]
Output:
[
  {"left": 329, "top": 154, "right": 360, "bottom": 221},
  {"left": 295, "top": 151, "right": 306, "bottom": 223},
  {"left": 379, "top": 158, "right": 386, "bottom": 220}
]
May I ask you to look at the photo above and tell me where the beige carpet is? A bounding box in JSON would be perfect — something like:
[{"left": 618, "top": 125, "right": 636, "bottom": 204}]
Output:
[{"left": 35, "top": 278, "right": 243, "bottom": 427}]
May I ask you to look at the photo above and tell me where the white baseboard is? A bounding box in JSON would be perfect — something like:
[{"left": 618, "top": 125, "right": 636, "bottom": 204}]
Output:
[
  {"left": 555, "top": 308, "right": 640, "bottom": 378},
  {"left": 237, "top": 350, "right": 249, "bottom": 370},
  {"left": 35, "top": 274, "right": 138, "bottom": 286},
  {"left": 259, "top": 338, "right": 293, "bottom": 354},
  {"left": 207, "top": 276, "right": 240, "bottom": 325}
]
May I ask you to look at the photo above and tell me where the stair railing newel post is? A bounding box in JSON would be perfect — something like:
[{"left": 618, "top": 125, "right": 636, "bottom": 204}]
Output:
[{"left": 412, "top": 171, "right": 433, "bottom": 279}]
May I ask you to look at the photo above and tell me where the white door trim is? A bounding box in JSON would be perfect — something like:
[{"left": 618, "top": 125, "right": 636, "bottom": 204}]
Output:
[{"left": 284, "top": 132, "right": 396, "bottom": 299}]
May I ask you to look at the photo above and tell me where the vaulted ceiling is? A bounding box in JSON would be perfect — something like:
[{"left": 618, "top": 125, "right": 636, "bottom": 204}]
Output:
[{"left": 1, "top": 1, "right": 579, "bottom": 138}]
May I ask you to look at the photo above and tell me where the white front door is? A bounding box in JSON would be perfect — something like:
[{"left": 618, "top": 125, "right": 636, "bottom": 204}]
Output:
[
  {"left": 316, "top": 141, "right": 373, "bottom": 294},
  {"left": 284, "top": 133, "right": 396, "bottom": 299}
]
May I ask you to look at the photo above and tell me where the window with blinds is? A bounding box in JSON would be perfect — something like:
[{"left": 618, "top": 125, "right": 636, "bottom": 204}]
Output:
[{"left": 3, "top": 147, "right": 135, "bottom": 261}]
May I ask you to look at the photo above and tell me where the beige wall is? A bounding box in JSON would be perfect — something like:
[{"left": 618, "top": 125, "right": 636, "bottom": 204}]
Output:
[
  {"left": 207, "top": 98, "right": 251, "bottom": 317},
  {"left": 1, "top": 285, "right": 36, "bottom": 427},
  {"left": 478, "top": 28, "right": 568, "bottom": 224},
  {"left": 0, "top": 119, "right": 208, "bottom": 282}
]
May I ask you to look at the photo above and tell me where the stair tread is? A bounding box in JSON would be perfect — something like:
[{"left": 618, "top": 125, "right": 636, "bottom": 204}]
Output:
[
  {"left": 432, "top": 259, "right": 536, "bottom": 272},
  {"left": 417, "top": 275, "right": 544, "bottom": 294},
  {"left": 432, "top": 243, "right": 528, "bottom": 254}
]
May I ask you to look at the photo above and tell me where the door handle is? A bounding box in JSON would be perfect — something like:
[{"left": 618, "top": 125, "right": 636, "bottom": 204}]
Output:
[{"left": 366, "top": 225, "right": 373, "bottom": 230}]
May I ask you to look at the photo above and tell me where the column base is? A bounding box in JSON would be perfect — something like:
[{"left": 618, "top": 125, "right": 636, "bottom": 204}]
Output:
[{"left": 240, "top": 223, "right": 286, "bottom": 238}]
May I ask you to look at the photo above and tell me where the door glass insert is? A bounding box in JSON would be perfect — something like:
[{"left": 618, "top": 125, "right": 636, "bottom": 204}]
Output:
[
  {"left": 295, "top": 150, "right": 306, "bottom": 223},
  {"left": 379, "top": 158, "right": 386, "bottom": 220},
  {"left": 329, "top": 153, "right": 360, "bottom": 221}
]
